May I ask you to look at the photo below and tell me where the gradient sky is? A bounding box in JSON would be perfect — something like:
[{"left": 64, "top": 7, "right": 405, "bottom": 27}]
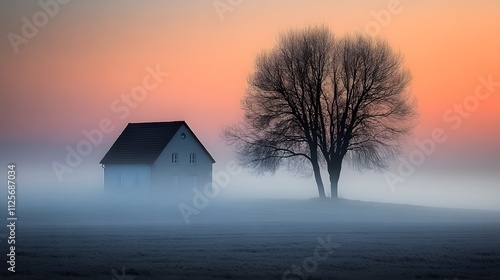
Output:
[{"left": 1, "top": 1, "right": 499, "bottom": 206}]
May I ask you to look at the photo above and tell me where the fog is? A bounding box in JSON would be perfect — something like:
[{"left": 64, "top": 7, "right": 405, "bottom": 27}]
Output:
[
  {"left": 5, "top": 155, "right": 499, "bottom": 212},
  {"left": 2, "top": 159, "right": 500, "bottom": 279},
  {"left": 3, "top": 156, "right": 499, "bottom": 229},
  {"left": 6, "top": 178, "right": 500, "bottom": 233},
  {"left": 2, "top": 146, "right": 499, "bottom": 279}
]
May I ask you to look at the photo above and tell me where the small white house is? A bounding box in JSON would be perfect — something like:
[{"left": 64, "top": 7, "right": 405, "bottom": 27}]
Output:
[{"left": 100, "top": 121, "right": 215, "bottom": 194}]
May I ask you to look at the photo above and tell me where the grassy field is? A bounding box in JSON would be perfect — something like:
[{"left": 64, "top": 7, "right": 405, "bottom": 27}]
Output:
[{"left": 2, "top": 197, "right": 500, "bottom": 279}]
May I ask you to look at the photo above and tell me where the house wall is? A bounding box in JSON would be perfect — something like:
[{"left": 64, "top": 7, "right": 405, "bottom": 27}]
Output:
[
  {"left": 151, "top": 124, "right": 213, "bottom": 195},
  {"left": 104, "top": 164, "right": 152, "bottom": 191}
]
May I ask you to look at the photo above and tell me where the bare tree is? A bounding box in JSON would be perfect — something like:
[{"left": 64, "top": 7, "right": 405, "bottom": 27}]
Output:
[
  {"left": 319, "top": 34, "right": 415, "bottom": 199},
  {"left": 224, "top": 26, "right": 415, "bottom": 199}
]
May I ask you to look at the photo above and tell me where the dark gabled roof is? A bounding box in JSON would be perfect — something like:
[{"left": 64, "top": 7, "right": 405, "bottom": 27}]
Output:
[{"left": 100, "top": 121, "right": 215, "bottom": 164}]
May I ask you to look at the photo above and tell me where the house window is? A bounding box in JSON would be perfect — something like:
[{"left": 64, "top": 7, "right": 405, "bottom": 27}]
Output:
[
  {"left": 171, "top": 153, "right": 178, "bottom": 164},
  {"left": 189, "top": 153, "right": 196, "bottom": 165}
]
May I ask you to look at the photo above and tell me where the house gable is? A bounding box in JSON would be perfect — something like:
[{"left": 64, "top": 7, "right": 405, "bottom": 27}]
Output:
[
  {"left": 151, "top": 124, "right": 213, "bottom": 190},
  {"left": 100, "top": 121, "right": 214, "bottom": 164},
  {"left": 101, "top": 121, "right": 214, "bottom": 192}
]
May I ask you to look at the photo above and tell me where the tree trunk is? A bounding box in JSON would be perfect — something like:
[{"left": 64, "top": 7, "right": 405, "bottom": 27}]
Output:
[
  {"left": 328, "top": 157, "right": 343, "bottom": 199},
  {"left": 311, "top": 161, "right": 326, "bottom": 198}
]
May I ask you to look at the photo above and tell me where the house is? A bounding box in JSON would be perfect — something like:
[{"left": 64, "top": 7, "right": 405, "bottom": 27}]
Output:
[{"left": 100, "top": 121, "right": 215, "bottom": 193}]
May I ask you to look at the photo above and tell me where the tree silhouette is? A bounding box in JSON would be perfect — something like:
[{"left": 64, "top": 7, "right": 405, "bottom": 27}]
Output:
[{"left": 224, "top": 26, "right": 416, "bottom": 199}]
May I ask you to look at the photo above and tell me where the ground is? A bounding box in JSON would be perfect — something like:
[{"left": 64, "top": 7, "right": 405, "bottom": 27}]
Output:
[{"left": 1, "top": 196, "right": 500, "bottom": 279}]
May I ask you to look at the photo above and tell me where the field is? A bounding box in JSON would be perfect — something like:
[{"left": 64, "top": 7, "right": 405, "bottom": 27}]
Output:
[{"left": 2, "top": 196, "right": 500, "bottom": 280}]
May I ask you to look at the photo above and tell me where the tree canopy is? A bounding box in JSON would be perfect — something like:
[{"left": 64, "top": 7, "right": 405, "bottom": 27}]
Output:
[{"left": 224, "top": 26, "right": 416, "bottom": 199}]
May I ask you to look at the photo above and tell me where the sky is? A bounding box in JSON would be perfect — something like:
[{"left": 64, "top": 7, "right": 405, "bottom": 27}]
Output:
[{"left": 1, "top": 0, "right": 499, "bottom": 207}]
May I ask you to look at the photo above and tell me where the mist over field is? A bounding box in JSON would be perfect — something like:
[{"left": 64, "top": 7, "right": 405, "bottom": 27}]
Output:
[
  {"left": 1, "top": 187, "right": 500, "bottom": 280},
  {"left": 1, "top": 0, "right": 500, "bottom": 279},
  {"left": 2, "top": 135, "right": 500, "bottom": 280},
  {"left": 6, "top": 158, "right": 500, "bottom": 211}
]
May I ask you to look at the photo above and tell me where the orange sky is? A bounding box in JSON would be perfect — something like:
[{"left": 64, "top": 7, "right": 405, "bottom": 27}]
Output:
[{"left": 1, "top": 0, "right": 499, "bottom": 189}]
